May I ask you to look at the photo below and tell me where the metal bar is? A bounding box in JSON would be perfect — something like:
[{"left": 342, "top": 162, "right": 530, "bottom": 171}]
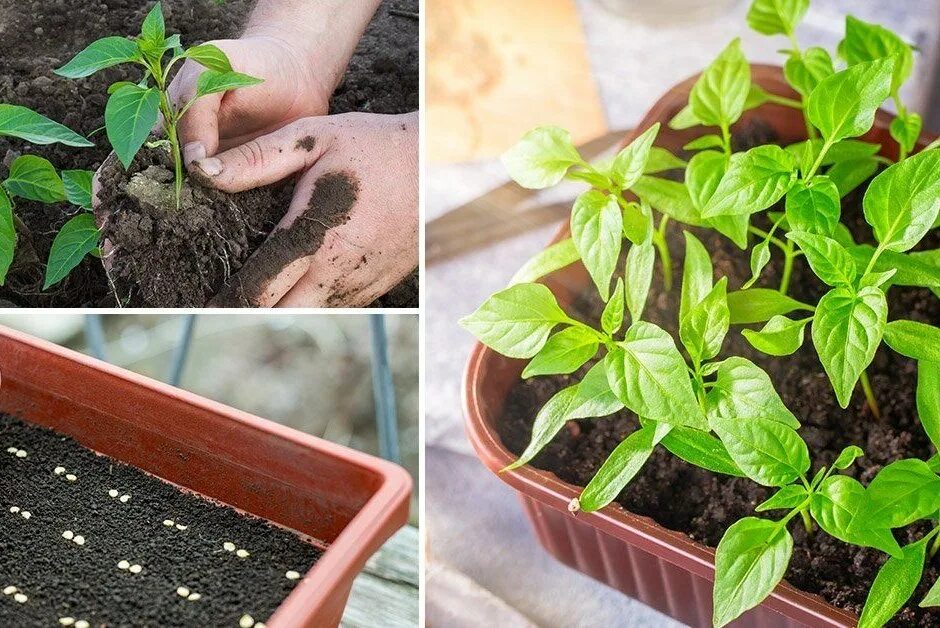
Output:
[
  {"left": 84, "top": 314, "right": 108, "bottom": 362},
  {"left": 167, "top": 315, "right": 197, "bottom": 387},
  {"left": 369, "top": 314, "right": 400, "bottom": 463}
]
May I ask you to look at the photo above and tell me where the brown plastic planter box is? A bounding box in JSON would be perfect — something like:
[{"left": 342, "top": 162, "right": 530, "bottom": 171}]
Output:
[
  {"left": 0, "top": 326, "right": 412, "bottom": 628},
  {"left": 464, "top": 66, "right": 934, "bottom": 627}
]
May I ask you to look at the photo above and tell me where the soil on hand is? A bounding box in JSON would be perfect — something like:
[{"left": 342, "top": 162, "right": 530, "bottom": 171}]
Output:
[
  {"left": 0, "top": 414, "right": 322, "bottom": 626},
  {"left": 0, "top": 0, "right": 419, "bottom": 307},
  {"left": 498, "top": 123, "right": 940, "bottom": 625}
]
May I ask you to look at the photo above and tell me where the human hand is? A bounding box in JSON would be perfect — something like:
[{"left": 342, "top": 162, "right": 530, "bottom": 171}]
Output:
[{"left": 192, "top": 111, "right": 418, "bottom": 307}]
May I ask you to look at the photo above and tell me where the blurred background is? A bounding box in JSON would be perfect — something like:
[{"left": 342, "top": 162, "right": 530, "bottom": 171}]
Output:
[{"left": 426, "top": 1, "right": 940, "bottom": 626}]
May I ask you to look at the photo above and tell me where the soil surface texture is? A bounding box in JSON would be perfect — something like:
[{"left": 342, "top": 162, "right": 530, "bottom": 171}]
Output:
[
  {"left": 498, "top": 122, "right": 940, "bottom": 625},
  {"left": 0, "top": 0, "right": 418, "bottom": 307},
  {"left": 0, "top": 414, "right": 322, "bottom": 627}
]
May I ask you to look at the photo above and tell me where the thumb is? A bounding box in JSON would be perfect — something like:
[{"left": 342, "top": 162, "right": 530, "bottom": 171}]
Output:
[
  {"left": 177, "top": 92, "right": 223, "bottom": 167},
  {"left": 190, "top": 118, "right": 329, "bottom": 193}
]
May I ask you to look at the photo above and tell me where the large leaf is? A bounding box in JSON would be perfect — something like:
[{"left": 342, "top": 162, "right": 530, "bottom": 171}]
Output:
[
  {"left": 105, "top": 85, "right": 161, "bottom": 169},
  {"left": 690, "top": 38, "right": 750, "bottom": 127},
  {"left": 784, "top": 177, "right": 840, "bottom": 236},
  {"left": 863, "top": 149, "right": 940, "bottom": 253},
  {"left": 858, "top": 537, "right": 929, "bottom": 628},
  {"left": 709, "top": 414, "right": 809, "bottom": 487},
  {"left": 812, "top": 285, "right": 887, "bottom": 408},
  {"left": 918, "top": 361, "right": 940, "bottom": 451},
  {"left": 884, "top": 320, "right": 940, "bottom": 363},
  {"left": 55, "top": 36, "right": 140, "bottom": 78},
  {"left": 0, "top": 188, "right": 14, "bottom": 285},
  {"left": 501, "top": 126, "right": 582, "bottom": 189},
  {"left": 569, "top": 361, "right": 625, "bottom": 420},
  {"left": 839, "top": 15, "right": 914, "bottom": 95},
  {"left": 0, "top": 105, "right": 93, "bottom": 147},
  {"left": 702, "top": 145, "right": 796, "bottom": 218},
  {"left": 810, "top": 475, "right": 903, "bottom": 557},
  {"left": 571, "top": 190, "right": 622, "bottom": 300},
  {"left": 707, "top": 357, "right": 800, "bottom": 429},
  {"left": 43, "top": 213, "right": 100, "bottom": 290},
  {"left": 727, "top": 288, "right": 814, "bottom": 324},
  {"left": 183, "top": 43, "right": 233, "bottom": 73},
  {"left": 195, "top": 70, "right": 263, "bottom": 98},
  {"left": 3, "top": 155, "right": 65, "bottom": 203},
  {"left": 806, "top": 58, "right": 894, "bottom": 142},
  {"left": 785, "top": 230, "right": 856, "bottom": 286},
  {"left": 522, "top": 326, "right": 599, "bottom": 378},
  {"left": 61, "top": 170, "right": 95, "bottom": 210},
  {"left": 660, "top": 426, "right": 745, "bottom": 477},
  {"left": 855, "top": 459, "right": 940, "bottom": 530},
  {"left": 746, "top": 0, "right": 809, "bottom": 36},
  {"left": 686, "top": 149, "right": 726, "bottom": 211}
]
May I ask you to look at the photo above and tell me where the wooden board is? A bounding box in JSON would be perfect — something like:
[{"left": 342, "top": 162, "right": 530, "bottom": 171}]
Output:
[
  {"left": 342, "top": 526, "right": 419, "bottom": 627},
  {"left": 426, "top": 0, "right": 607, "bottom": 164}
]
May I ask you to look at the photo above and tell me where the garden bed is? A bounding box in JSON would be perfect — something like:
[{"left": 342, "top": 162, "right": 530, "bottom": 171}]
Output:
[
  {"left": 0, "top": 0, "right": 418, "bottom": 307},
  {"left": 496, "top": 120, "right": 940, "bottom": 626},
  {"left": 0, "top": 413, "right": 322, "bottom": 626}
]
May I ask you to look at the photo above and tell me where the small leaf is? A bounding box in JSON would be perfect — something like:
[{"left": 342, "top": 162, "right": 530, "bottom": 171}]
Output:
[
  {"left": 690, "top": 38, "right": 750, "bottom": 128},
  {"left": 624, "top": 241, "right": 655, "bottom": 323},
  {"left": 680, "top": 231, "right": 714, "bottom": 324},
  {"left": 784, "top": 177, "right": 841, "bottom": 236},
  {"left": 660, "top": 426, "right": 746, "bottom": 477},
  {"left": 501, "top": 126, "right": 582, "bottom": 189},
  {"left": 610, "top": 124, "right": 660, "bottom": 190},
  {"left": 702, "top": 145, "right": 796, "bottom": 218},
  {"left": 884, "top": 320, "right": 940, "bottom": 363},
  {"left": 55, "top": 36, "right": 140, "bottom": 79},
  {"left": 61, "top": 170, "right": 94, "bottom": 209},
  {"left": 522, "top": 326, "right": 599, "bottom": 379},
  {"left": 743, "top": 239, "right": 771, "bottom": 289},
  {"left": 195, "top": 70, "right": 264, "bottom": 98},
  {"left": 849, "top": 245, "right": 940, "bottom": 290},
  {"left": 746, "top": 0, "right": 809, "bottom": 36},
  {"left": 139, "top": 2, "right": 166, "bottom": 46},
  {"left": 828, "top": 158, "right": 879, "bottom": 198},
  {"left": 833, "top": 445, "right": 864, "bottom": 470},
  {"left": 680, "top": 277, "right": 729, "bottom": 363},
  {"left": 785, "top": 230, "right": 856, "bottom": 286},
  {"left": 571, "top": 190, "right": 622, "bottom": 301},
  {"left": 0, "top": 188, "right": 14, "bottom": 285},
  {"left": 922, "top": 578, "right": 940, "bottom": 608},
  {"left": 742, "top": 315, "right": 810, "bottom": 356},
  {"left": 183, "top": 43, "right": 233, "bottom": 73},
  {"left": 3, "top": 155, "right": 65, "bottom": 203},
  {"left": 707, "top": 357, "right": 801, "bottom": 429},
  {"left": 601, "top": 278, "right": 625, "bottom": 336},
  {"left": 864, "top": 149, "right": 940, "bottom": 253},
  {"left": 709, "top": 414, "right": 810, "bottom": 487},
  {"left": 669, "top": 104, "right": 699, "bottom": 130},
  {"left": 0, "top": 105, "right": 93, "bottom": 147},
  {"left": 727, "top": 288, "right": 814, "bottom": 324},
  {"left": 840, "top": 15, "right": 914, "bottom": 95},
  {"left": 621, "top": 200, "right": 653, "bottom": 245},
  {"left": 891, "top": 111, "right": 923, "bottom": 155},
  {"left": 43, "top": 214, "right": 100, "bottom": 290},
  {"left": 810, "top": 475, "right": 903, "bottom": 557},
  {"left": 105, "top": 85, "right": 161, "bottom": 169},
  {"left": 684, "top": 135, "right": 724, "bottom": 151},
  {"left": 632, "top": 176, "right": 704, "bottom": 226},
  {"left": 855, "top": 459, "right": 940, "bottom": 530},
  {"left": 504, "top": 385, "right": 579, "bottom": 471},
  {"left": 569, "top": 361, "right": 625, "bottom": 420},
  {"left": 644, "top": 147, "right": 687, "bottom": 173},
  {"left": 918, "top": 361, "right": 940, "bottom": 451},
  {"left": 859, "top": 537, "right": 929, "bottom": 628},
  {"left": 459, "top": 283, "right": 570, "bottom": 358},
  {"left": 686, "top": 150, "right": 727, "bottom": 212},
  {"left": 510, "top": 238, "right": 580, "bottom": 285},
  {"left": 756, "top": 484, "right": 807, "bottom": 512},
  {"left": 807, "top": 58, "right": 894, "bottom": 142},
  {"left": 784, "top": 47, "right": 835, "bottom": 98}
]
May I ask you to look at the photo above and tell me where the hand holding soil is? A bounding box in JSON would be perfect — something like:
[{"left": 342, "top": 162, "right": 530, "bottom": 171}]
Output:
[{"left": 192, "top": 111, "right": 418, "bottom": 307}]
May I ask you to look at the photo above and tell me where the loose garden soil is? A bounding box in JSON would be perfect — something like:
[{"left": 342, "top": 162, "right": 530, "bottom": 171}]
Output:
[
  {"left": 0, "top": 0, "right": 418, "bottom": 307},
  {"left": 0, "top": 413, "right": 323, "bottom": 626},
  {"left": 498, "top": 122, "right": 940, "bottom": 626}
]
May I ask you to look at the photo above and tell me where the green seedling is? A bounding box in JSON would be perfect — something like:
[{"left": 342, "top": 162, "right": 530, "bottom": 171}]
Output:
[{"left": 55, "top": 2, "right": 262, "bottom": 208}]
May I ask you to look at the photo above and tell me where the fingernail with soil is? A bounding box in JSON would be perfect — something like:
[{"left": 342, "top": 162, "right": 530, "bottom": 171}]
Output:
[
  {"left": 183, "top": 142, "right": 206, "bottom": 165},
  {"left": 194, "top": 157, "right": 223, "bottom": 177}
]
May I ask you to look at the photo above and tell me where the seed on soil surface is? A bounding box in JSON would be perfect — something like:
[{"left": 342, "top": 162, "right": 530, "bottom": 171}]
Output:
[
  {"left": 285, "top": 570, "right": 300, "bottom": 580},
  {"left": 176, "top": 586, "right": 190, "bottom": 598},
  {"left": 108, "top": 489, "right": 119, "bottom": 498},
  {"left": 223, "top": 541, "right": 236, "bottom": 552},
  {"left": 118, "top": 560, "right": 130, "bottom": 570},
  {"left": 58, "top": 618, "right": 74, "bottom": 626},
  {"left": 187, "top": 592, "right": 201, "bottom": 601},
  {"left": 175, "top": 523, "right": 187, "bottom": 530},
  {"left": 239, "top": 614, "right": 255, "bottom": 628},
  {"left": 74, "top": 535, "right": 86, "bottom": 545},
  {"left": 163, "top": 519, "right": 175, "bottom": 526},
  {"left": 66, "top": 474, "right": 77, "bottom": 482},
  {"left": 13, "top": 593, "right": 27, "bottom": 603},
  {"left": 54, "top": 467, "right": 65, "bottom": 475},
  {"left": 3, "top": 585, "right": 16, "bottom": 595},
  {"left": 21, "top": 511, "right": 30, "bottom": 519},
  {"left": 14, "top": 449, "right": 26, "bottom": 458},
  {"left": 129, "top": 564, "right": 142, "bottom": 574},
  {"left": 9, "top": 506, "right": 19, "bottom": 513},
  {"left": 75, "top": 621, "right": 89, "bottom": 628},
  {"left": 62, "top": 530, "right": 74, "bottom": 540},
  {"left": 236, "top": 549, "right": 249, "bottom": 558},
  {"left": 120, "top": 494, "right": 131, "bottom": 503},
  {"left": 5, "top": 447, "right": 16, "bottom": 454}
]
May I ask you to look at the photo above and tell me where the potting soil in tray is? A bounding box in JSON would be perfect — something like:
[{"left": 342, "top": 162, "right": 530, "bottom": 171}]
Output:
[
  {"left": 498, "top": 123, "right": 940, "bottom": 626},
  {"left": 0, "top": 414, "right": 323, "bottom": 627}
]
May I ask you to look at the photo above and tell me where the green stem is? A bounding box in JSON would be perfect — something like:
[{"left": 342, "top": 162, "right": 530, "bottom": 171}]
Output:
[
  {"left": 864, "top": 242, "right": 886, "bottom": 277},
  {"left": 800, "top": 508, "right": 814, "bottom": 534},
  {"left": 764, "top": 93, "right": 804, "bottom": 110},
  {"left": 931, "top": 524, "right": 940, "bottom": 559},
  {"left": 804, "top": 136, "right": 835, "bottom": 181},
  {"left": 779, "top": 241, "right": 795, "bottom": 295},
  {"left": 720, "top": 122, "right": 732, "bottom": 158},
  {"left": 860, "top": 370, "right": 881, "bottom": 419},
  {"left": 652, "top": 216, "right": 673, "bottom": 291},
  {"left": 747, "top": 226, "right": 788, "bottom": 252}
]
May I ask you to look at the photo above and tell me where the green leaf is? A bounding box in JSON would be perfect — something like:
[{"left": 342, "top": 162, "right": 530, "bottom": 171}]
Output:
[
  {"left": 681, "top": 277, "right": 729, "bottom": 363},
  {"left": 784, "top": 177, "right": 841, "bottom": 236},
  {"left": 601, "top": 278, "right": 625, "bottom": 336},
  {"left": 839, "top": 15, "right": 914, "bottom": 95},
  {"left": 784, "top": 47, "right": 835, "bottom": 98},
  {"left": 746, "top": 0, "right": 809, "bottom": 36},
  {"left": 756, "top": 484, "right": 807, "bottom": 512},
  {"left": 833, "top": 445, "right": 864, "bottom": 470},
  {"left": 863, "top": 149, "right": 940, "bottom": 253},
  {"left": 828, "top": 158, "right": 879, "bottom": 198},
  {"left": 812, "top": 285, "right": 886, "bottom": 408},
  {"left": 621, "top": 200, "right": 653, "bottom": 245},
  {"left": 743, "top": 239, "right": 771, "bottom": 290},
  {"left": 707, "top": 357, "right": 800, "bottom": 429},
  {"left": 680, "top": 231, "right": 713, "bottom": 324},
  {"left": 140, "top": 2, "right": 166, "bottom": 46},
  {"left": 632, "top": 176, "right": 703, "bottom": 226},
  {"left": 921, "top": 578, "right": 940, "bottom": 608},
  {"left": 54, "top": 36, "right": 140, "bottom": 79},
  {"left": 810, "top": 475, "right": 903, "bottom": 557},
  {"left": 571, "top": 190, "right": 622, "bottom": 300},
  {"left": 610, "top": 124, "right": 660, "bottom": 190},
  {"left": 884, "top": 320, "right": 940, "bottom": 362},
  {"left": 0, "top": 188, "right": 14, "bottom": 285},
  {"left": 660, "top": 426, "right": 746, "bottom": 477},
  {"left": 858, "top": 537, "right": 929, "bottom": 628},
  {"left": 43, "top": 213, "right": 100, "bottom": 290},
  {"left": 742, "top": 315, "right": 810, "bottom": 356},
  {"left": 459, "top": 283, "right": 570, "bottom": 358},
  {"left": 195, "top": 70, "right": 264, "bottom": 98},
  {"left": 61, "top": 170, "right": 94, "bottom": 209},
  {"left": 713, "top": 517, "right": 792, "bottom": 628},
  {"left": 605, "top": 321, "right": 702, "bottom": 426},
  {"left": 0, "top": 105, "right": 93, "bottom": 147},
  {"left": 708, "top": 214, "right": 751, "bottom": 250},
  {"left": 857, "top": 459, "right": 940, "bottom": 529},
  {"left": 785, "top": 230, "right": 856, "bottom": 286},
  {"left": 806, "top": 58, "right": 894, "bottom": 142},
  {"left": 183, "top": 43, "right": 233, "bottom": 73},
  {"left": 578, "top": 422, "right": 671, "bottom": 512},
  {"left": 690, "top": 38, "right": 750, "bottom": 128},
  {"left": 569, "top": 361, "right": 625, "bottom": 420},
  {"left": 709, "top": 414, "right": 809, "bottom": 486},
  {"left": 105, "top": 85, "right": 161, "bottom": 169},
  {"left": 522, "top": 326, "right": 599, "bottom": 378},
  {"left": 669, "top": 104, "right": 700, "bottom": 130},
  {"left": 503, "top": 385, "right": 579, "bottom": 471},
  {"left": 849, "top": 245, "right": 940, "bottom": 290},
  {"left": 644, "top": 147, "right": 687, "bottom": 173},
  {"left": 510, "top": 238, "right": 580, "bottom": 285},
  {"left": 686, "top": 150, "right": 726, "bottom": 211},
  {"left": 891, "top": 111, "right": 923, "bottom": 155},
  {"left": 702, "top": 145, "right": 796, "bottom": 218},
  {"left": 3, "top": 155, "right": 65, "bottom": 203},
  {"left": 684, "top": 135, "right": 724, "bottom": 151},
  {"left": 918, "top": 361, "right": 940, "bottom": 451},
  {"left": 727, "top": 288, "right": 814, "bottom": 324},
  {"left": 501, "top": 126, "right": 582, "bottom": 189},
  {"left": 624, "top": 241, "right": 654, "bottom": 323}
]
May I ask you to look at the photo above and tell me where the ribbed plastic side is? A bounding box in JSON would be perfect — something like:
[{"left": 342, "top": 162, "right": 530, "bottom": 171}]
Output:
[{"left": 518, "top": 495, "right": 807, "bottom": 628}]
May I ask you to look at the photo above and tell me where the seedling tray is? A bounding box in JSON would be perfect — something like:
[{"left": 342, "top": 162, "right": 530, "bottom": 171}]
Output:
[
  {"left": 0, "top": 327, "right": 411, "bottom": 627},
  {"left": 463, "top": 65, "right": 931, "bottom": 627}
]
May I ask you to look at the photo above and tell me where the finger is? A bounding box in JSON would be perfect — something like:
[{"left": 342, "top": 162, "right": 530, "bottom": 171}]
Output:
[
  {"left": 191, "top": 119, "right": 329, "bottom": 194},
  {"left": 177, "top": 92, "right": 223, "bottom": 167}
]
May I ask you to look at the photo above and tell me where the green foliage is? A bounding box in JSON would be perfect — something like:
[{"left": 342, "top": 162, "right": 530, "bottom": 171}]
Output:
[
  {"left": 44, "top": 214, "right": 100, "bottom": 290},
  {"left": 806, "top": 58, "right": 894, "bottom": 144},
  {"left": 3, "top": 155, "right": 66, "bottom": 203},
  {"left": 502, "top": 126, "right": 581, "bottom": 189},
  {"left": 0, "top": 188, "right": 14, "bottom": 285},
  {"left": 571, "top": 190, "right": 622, "bottom": 300},
  {"left": 859, "top": 537, "right": 931, "bottom": 628},
  {"left": 0, "top": 105, "right": 92, "bottom": 147}
]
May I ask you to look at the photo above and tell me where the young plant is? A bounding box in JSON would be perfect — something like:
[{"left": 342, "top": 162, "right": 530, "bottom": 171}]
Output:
[{"left": 54, "top": 2, "right": 262, "bottom": 207}]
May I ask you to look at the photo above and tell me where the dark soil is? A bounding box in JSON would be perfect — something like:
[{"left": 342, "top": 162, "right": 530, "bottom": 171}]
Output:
[
  {"left": 0, "top": 0, "right": 419, "bottom": 307},
  {"left": 498, "top": 121, "right": 940, "bottom": 625},
  {"left": 0, "top": 413, "right": 322, "bottom": 627}
]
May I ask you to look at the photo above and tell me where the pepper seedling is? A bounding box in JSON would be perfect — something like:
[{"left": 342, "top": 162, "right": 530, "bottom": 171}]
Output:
[{"left": 55, "top": 2, "right": 263, "bottom": 208}]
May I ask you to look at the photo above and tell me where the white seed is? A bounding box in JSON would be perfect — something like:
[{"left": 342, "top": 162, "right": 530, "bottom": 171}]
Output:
[
  {"left": 54, "top": 466, "right": 66, "bottom": 475},
  {"left": 239, "top": 615, "right": 254, "bottom": 628},
  {"left": 129, "top": 564, "right": 142, "bottom": 574},
  {"left": 15, "top": 450, "right": 26, "bottom": 458},
  {"left": 163, "top": 519, "right": 175, "bottom": 527},
  {"left": 58, "top": 618, "right": 75, "bottom": 626},
  {"left": 62, "top": 530, "right": 74, "bottom": 540},
  {"left": 20, "top": 511, "right": 30, "bottom": 519},
  {"left": 75, "top": 621, "right": 89, "bottom": 628},
  {"left": 73, "top": 535, "right": 85, "bottom": 545},
  {"left": 108, "top": 489, "right": 119, "bottom": 498},
  {"left": 285, "top": 570, "right": 300, "bottom": 580},
  {"left": 2, "top": 585, "right": 16, "bottom": 595},
  {"left": 236, "top": 549, "right": 249, "bottom": 558},
  {"left": 176, "top": 586, "right": 190, "bottom": 597},
  {"left": 187, "top": 592, "right": 201, "bottom": 601},
  {"left": 118, "top": 560, "right": 130, "bottom": 570},
  {"left": 13, "top": 593, "right": 27, "bottom": 603},
  {"left": 255, "top": 624, "right": 267, "bottom": 628},
  {"left": 223, "top": 542, "right": 236, "bottom": 552},
  {"left": 5, "top": 447, "right": 16, "bottom": 454},
  {"left": 120, "top": 495, "right": 131, "bottom": 503},
  {"left": 175, "top": 524, "right": 187, "bottom": 530},
  {"left": 66, "top": 474, "right": 77, "bottom": 482},
  {"left": 9, "top": 506, "right": 19, "bottom": 513}
]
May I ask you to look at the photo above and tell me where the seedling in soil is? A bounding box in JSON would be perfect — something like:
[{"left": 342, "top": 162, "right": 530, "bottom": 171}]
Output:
[{"left": 55, "top": 2, "right": 263, "bottom": 208}]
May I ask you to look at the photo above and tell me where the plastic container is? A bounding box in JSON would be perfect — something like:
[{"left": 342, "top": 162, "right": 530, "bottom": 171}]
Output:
[
  {"left": 463, "top": 66, "right": 929, "bottom": 627},
  {"left": 0, "top": 326, "right": 412, "bottom": 628}
]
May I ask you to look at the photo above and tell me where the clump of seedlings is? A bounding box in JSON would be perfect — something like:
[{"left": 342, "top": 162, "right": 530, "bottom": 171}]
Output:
[{"left": 461, "top": 0, "right": 940, "bottom": 625}]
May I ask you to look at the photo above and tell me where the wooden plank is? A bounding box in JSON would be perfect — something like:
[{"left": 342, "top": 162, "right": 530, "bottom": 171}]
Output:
[{"left": 341, "top": 526, "right": 418, "bottom": 627}]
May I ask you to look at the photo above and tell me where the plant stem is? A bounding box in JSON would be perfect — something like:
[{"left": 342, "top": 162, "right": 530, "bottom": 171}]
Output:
[
  {"left": 859, "top": 370, "right": 881, "bottom": 418},
  {"left": 166, "top": 119, "right": 183, "bottom": 210},
  {"left": 764, "top": 93, "right": 803, "bottom": 110},
  {"left": 779, "top": 241, "right": 795, "bottom": 295},
  {"left": 863, "top": 242, "right": 886, "bottom": 277},
  {"left": 800, "top": 508, "right": 814, "bottom": 534},
  {"left": 931, "top": 525, "right": 940, "bottom": 559},
  {"left": 804, "top": 137, "right": 835, "bottom": 181},
  {"left": 747, "top": 226, "right": 788, "bottom": 252},
  {"left": 652, "top": 216, "right": 673, "bottom": 291},
  {"left": 720, "top": 122, "right": 732, "bottom": 158}
]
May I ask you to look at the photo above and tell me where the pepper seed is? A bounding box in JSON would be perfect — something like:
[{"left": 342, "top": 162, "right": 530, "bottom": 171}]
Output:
[
  {"left": 120, "top": 494, "right": 131, "bottom": 503},
  {"left": 74, "top": 535, "right": 85, "bottom": 546},
  {"left": 163, "top": 519, "right": 175, "bottom": 527},
  {"left": 13, "top": 593, "right": 27, "bottom": 603},
  {"left": 20, "top": 511, "right": 30, "bottom": 519},
  {"left": 9, "top": 506, "right": 19, "bottom": 514},
  {"left": 58, "top": 618, "right": 75, "bottom": 626},
  {"left": 285, "top": 570, "right": 300, "bottom": 580},
  {"left": 75, "top": 621, "right": 90, "bottom": 628},
  {"left": 14, "top": 450, "right": 26, "bottom": 458},
  {"left": 187, "top": 592, "right": 201, "bottom": 601},
  {"left": 129, "top": 564, "right": 142, "bottom": 574},
  {"left": 239, "top": 615, "right": 254, "bottom": 628},
  {"left": 176, "top": 586, "right": 190, "bottom": 597},
  {"left": 66, "top": 474, "right": 77, "bottom": 482},
  {"left": 118, "top": 560, "right": 130, "bottom": 570},
  {"left": 62, "top": 530, "right": 74, "bottom": 540},
  {"left": 223, "top": 542, "right": 236, "bottom": 552},
  {"left": 2, "top": 586, "right": 15, "bottom": 595},
  {"left": 54, "top": 467, "right": 66, "bottom": 475},
  {"left": 236, "top": 549, "right": 249, "bottom": 558},
  {"left": 108, "top": 489, "right": 119, "bottom": 498}
]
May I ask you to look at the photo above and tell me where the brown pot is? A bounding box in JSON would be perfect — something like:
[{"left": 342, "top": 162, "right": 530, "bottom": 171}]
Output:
[
  {"left": 0, "top": 326, "right": 412, "bottom": 628},
  {"left": 463, "top": 65, "right": 934, "bottom": 627}
]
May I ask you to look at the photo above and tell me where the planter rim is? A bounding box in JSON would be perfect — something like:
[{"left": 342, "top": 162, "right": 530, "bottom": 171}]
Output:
[
  {"left": 0, "top": 325, "right": 412, "bottom": 628},
  {"left": 462, "top": 64, "right": 934, "bottom": 627}
]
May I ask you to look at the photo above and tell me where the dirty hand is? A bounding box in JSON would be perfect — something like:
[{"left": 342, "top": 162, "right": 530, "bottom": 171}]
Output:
[{"left": 193, "top": 111, "right": 418, "bottom": 308}]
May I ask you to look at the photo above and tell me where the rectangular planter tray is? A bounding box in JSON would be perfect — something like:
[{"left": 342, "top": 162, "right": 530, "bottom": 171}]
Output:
[
  {"left": 463, "top": 65, "right": 935, "bottom": 628},
  {"left": 0, "top": 326, "right": 412, "bottom": 628}
]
